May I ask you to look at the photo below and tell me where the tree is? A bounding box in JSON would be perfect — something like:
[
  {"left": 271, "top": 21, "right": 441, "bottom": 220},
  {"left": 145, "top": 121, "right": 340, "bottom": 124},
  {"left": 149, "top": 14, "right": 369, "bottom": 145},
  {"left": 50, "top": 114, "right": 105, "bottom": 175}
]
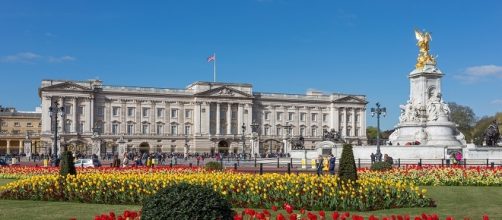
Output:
[
  {"left": 59, "top": 150, "right": 76, "bottom": 176},
  {"left": 338, "top": 144, "right": 357, "bottom": 183},
  {"left": 448, "top": 102, "right": 476, "bottom": 143},
  {"left": 366, "top": 127, "right": 378, "bottom": 140}
]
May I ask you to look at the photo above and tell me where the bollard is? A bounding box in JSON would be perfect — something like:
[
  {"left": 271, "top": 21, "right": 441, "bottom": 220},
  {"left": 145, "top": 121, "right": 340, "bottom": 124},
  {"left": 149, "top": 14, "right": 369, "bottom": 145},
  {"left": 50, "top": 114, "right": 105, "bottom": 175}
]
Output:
[
  {"left": 189, "top": 163, "right": 192, "bottom": 168},
  {"left": 43, "top": 159, "right": 48, "bottom": 167},
  {"left": 220, "top": 158, "right": 224, "bottom": 169},
  {"left": 254, "top": 158, "right": 257, "bottom": 167},
  {"left": 398, "top": 158, "right": 401, "bottom": 168},
  {"left": 259, "top": 163, "right": 263, "bottom": 175},
  {"left": 237, "top": 158, "right": 240, "bottom": 167},
  {"left": 446, "top": 159, "right": 450, "bottom": 166},
  {"left": 491, "top": 162, "right": 495, "bottom": 169},
  {"left": 277, "top": 157, "right": 280, "bottom": 168},
  {"left": 234, "top": 163, "right": 237, "bottom": 170},
  {"left": 486, "top": 159, "right": 489, "bottom": 167},
  {"left": 358, "top": 158, "right": 361, "bottom": 168},
  {"left": 287, "top": 163, "right": 291, "bottom": 174},
  {"left": 197, "top": 160, "right": 200, "bottom": 166},
  {"left": 464, "top": 159, "right": 467, "bottom": 168},
  {"left": 110, "top": 163, "right": 113, "bottom": 167},
  {"left": 441, "top": 159, "right": 444, "bottom": 167},
  {"left": 419, "top": 159, "right": 422, "bottom": 166},
  {"left": 290, "top": 158, "right": 293, "bottom": 168},
  {"left": 301, "top": 159, "right": 306, "bottom": 169},
  {"left": 170, "top": 162, "right": 173, "bottom": 167}
]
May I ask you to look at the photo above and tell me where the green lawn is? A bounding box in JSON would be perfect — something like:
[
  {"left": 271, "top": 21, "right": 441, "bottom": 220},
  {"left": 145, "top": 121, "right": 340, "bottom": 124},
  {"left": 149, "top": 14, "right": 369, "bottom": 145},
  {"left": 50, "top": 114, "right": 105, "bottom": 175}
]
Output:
[{"left": 0, "top": 179, "right": 501, "bottom": 219}]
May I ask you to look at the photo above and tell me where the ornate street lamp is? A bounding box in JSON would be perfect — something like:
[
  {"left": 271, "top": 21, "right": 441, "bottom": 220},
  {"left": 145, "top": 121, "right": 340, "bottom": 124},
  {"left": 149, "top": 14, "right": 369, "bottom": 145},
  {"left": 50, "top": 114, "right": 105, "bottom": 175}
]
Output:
[
  {"left": 241, "top": 123, "right": 246, "bottom": 155},
  {"left": 49, "top": 100, "right": 65, "bottom": 166},
  {"left": 371, "top": 102, "right": 386, "bottom": 162}
]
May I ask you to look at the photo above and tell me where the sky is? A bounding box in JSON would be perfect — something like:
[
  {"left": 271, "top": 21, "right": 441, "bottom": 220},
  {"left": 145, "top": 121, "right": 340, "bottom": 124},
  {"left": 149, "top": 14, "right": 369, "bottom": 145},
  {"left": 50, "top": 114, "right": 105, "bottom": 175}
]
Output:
[{"left": 0, "top": 0, "right": 501, "bottom": 130}]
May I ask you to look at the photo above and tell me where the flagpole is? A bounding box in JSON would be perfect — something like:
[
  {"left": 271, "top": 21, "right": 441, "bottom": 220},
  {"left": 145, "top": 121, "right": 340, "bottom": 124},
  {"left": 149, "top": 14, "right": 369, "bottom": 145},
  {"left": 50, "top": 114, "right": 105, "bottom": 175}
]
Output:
[{"left": 213, "top": 53, "right": 216, "bottom": 82}]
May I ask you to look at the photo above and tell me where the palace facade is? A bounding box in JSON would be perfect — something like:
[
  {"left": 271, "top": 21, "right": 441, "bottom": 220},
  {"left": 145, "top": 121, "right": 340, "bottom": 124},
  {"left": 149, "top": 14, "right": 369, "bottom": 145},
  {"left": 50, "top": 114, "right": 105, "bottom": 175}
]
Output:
[
  {"left": 0, "top": 106, "right": 42, "bottom": 155},
  {"left": 39, "top": 80, "right": 367, "bottom": 156}
]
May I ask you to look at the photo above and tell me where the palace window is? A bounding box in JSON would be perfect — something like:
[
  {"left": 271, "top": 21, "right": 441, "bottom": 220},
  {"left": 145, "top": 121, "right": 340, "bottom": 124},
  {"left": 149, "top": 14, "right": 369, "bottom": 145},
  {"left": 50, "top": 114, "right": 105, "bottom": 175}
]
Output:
[
  {"left": 127, "top": 107, "right": 135, "bottom": 117},
  {"left": 276, "top": 127, "right": 282, "bottom": 136},
  {"left": 300, "top": 113, "right": 306, "bottom": 121},
  {"left": 127, "top": 123, "right": 134, "bottom": 135},
  {"left": 171, "top": 124, "right": 178, "bottom": 135},
  {"left": 78, "top": 122, "right": 84, "bottom": 133},
  {"left": 323, "top": 114, "right": 328, "bottom": 122},
  {"left": 97, "top": 106, "right": 104, "bottom": 116},
  {"left": 64, "top": 105, "right": 72, "bottom": 115},
  {"left": 300, "top": 127, "right": 305, "bottom": 136},
  {"left": 14, "top": 122, "right": 20, "bottom": 127},
  {"left": 171, "top": 109, "right": 178, "bottom": 118},
  {"left": 277, "top": 112, "right": 283, "bottom": 121},
  {"left": 78, "top": 106, "right": 84, "bottom": 115},
  {"left": 264, "top": 112, "right": 270, "bottom": 120},
  {"left": 142, "top": 124, "right": 149, "bottom": 134},
  {"left": 185, "top": 109, "right": 192, "bottom": 119},
  {"left": 264, "top": 126, "right": 270, "bottom": 136},
  {"left": 27, "top": 122, "right": 33, "bottom": 127},
  {"left": 157, "top": 108, "right": 164, "bottom": 118},
  {"left": 311, "top": 113, "right": 318, "bottom": 122},
  {"left": 112, "top": 107, "right": 120, "bottom": 116},
  {"left": 64, "top": 120, "right": 71, "bottom": 133},
  {"left": 288, "top": 112, "right": 294, "bottom": 121},
  {"left": 185, "top": 125, "right": 191, "bottom": 135},
  {"left": 156, "top": 124, "right": 163, "bottom": 135},
  {"left": 142, "top": 108, "right": 150, "bottom": 117},
  {"left": 355, "top": 127, "right": 359, "bottom": 136},
  {"left": 112, "top": 123, "right": 119, "bottom": 135},
  {"left": 311, "top": 127, "right": 317, "bottom": 136}
]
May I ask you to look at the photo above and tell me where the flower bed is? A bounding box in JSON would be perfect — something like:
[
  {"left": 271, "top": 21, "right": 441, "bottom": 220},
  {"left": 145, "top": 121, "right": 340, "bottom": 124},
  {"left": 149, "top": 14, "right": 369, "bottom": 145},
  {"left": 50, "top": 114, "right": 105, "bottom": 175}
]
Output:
[
  {"left": 359, "top": 166, "right": 502, "bottom": 186},
  {"left": 0, "top": 172, "right": 433, "bottom": 211},
  {"left": 0, "top": 166, "right": 203, "bottom": 179}
]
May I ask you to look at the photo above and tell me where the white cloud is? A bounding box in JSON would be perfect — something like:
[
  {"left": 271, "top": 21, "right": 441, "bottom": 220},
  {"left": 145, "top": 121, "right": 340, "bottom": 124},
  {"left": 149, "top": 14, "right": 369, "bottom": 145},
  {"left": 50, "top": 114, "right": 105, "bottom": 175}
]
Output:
[
  {"left": 0, "top": 52, "right": 41, "bottom": 63},
  {"left": 1, "top": 52, "right": 75, "bottom": 64},
  {"left": 491, "top": 99, "right": 502, "bottom": 105},
  {"left": 48, "top": 56, "right": 76, "bottom": 63},
  {"left": 455, "top": 65, "right": 502, "bottom": 83}
]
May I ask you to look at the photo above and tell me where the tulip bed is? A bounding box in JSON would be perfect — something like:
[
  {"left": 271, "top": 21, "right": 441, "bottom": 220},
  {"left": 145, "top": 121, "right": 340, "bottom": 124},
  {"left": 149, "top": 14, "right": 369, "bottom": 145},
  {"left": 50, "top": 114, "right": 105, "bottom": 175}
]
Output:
[
  {"left": 358, "top": 166, "right": 502, "bottom": 186},
  {"left": 0, "top": 169, "right": 433, "bottom": 211}
]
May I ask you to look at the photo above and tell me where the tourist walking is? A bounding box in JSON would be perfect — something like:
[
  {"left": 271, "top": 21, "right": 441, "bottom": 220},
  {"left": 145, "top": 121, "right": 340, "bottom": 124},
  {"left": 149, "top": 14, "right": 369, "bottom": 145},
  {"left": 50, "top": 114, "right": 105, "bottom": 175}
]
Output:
[
  {"left": 328, "top": 154, "right": 336, "bottom": 175},
  {"left": 316, "top": 155, "right": 324, "bottom": 176}
]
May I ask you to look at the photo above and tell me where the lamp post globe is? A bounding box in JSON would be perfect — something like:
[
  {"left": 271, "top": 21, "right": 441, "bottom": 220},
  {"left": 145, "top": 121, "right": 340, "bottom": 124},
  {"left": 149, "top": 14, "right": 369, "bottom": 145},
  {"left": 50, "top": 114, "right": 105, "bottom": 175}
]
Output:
[{"left": 370, "top": 102, "right": 386, "bottom": 162}]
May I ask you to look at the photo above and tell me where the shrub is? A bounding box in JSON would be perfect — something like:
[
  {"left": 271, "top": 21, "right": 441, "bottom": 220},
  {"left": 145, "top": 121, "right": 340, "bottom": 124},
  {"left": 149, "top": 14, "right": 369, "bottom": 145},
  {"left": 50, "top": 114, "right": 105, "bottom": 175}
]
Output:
[
  {"left": 205, "top": 161, "right": 223, "bottom": 171},
  {"left": 338, "top": 144, "right": 357, "bottom": 182},
  {"left": 141, "top": 183, "right": 233, "bottom": 220},
  {"left": 59, "top": 150, "right": 76, "bottom": 176},
  {"left": 370, "top": 161, "right": 392, "bottom": 171}
]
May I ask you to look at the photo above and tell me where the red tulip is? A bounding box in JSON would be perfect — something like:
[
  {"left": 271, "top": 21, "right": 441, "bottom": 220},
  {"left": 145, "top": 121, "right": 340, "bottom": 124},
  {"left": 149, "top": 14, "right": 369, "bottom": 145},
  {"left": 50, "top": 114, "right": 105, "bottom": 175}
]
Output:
[
  {"left": 256, "top": 213, "right": 266, "bottom": 220},
  {"left": 431, "top": 214, "right": 438, "bottom": 220},
  {"left": 301, "top": 208, "right": 306, "bottom": 214},
  {"left": 414, "top": 217, "right": 421, "bottom": 220},
  {"left": 332, "top": 211, "right": 339, "bottom": 220},
  {"left": 245, "top": 208, "right": 256, "bottom": 217},
  {"left": 276, "top": 213, "right": 286, "bottom": 220},
  {"left": 285, "top": 204, "right": 294, "bottom": 214},
  {"left": 483, "top": 214, "right": 489, "bottom": 220},
  {"left": 445, "top": 217, "right": 454, "bottom": 220},
  {"left": 369, "top": 215, "right": 379, "bottom": 220},
  {"left": 343, "top": 212, "right": 350, "bottom": 218},
  {"left": 319, "top": 210, "right": 326, "bottom": 218},
  {"left": 234, "top": 214, "right": 243, "bottom": 220},
  {"left": 307, "top": 212, "right": 317, "bottom": 220},
  {"left": 272, "top": 206, "right": 278, "bottom": 212},
  {"left": 290, "top": 213, "right": 298, "bottom": 220}
]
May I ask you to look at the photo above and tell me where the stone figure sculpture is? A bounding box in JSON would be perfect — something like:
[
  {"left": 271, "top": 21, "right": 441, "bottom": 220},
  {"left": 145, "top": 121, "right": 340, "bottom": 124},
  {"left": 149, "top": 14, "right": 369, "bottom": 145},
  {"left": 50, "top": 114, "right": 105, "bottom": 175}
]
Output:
[
  {"left": 484, "top": 120, "right": 500, "bottom": 146},
  {"left": 290, "top": 135, "right": 305, "bottom": 150},
  {"left": 415, "top": 29, "right": 436, "bottom": 69},
  {"left": 322, "top": 129, "right": 342, "bottom": 142}
]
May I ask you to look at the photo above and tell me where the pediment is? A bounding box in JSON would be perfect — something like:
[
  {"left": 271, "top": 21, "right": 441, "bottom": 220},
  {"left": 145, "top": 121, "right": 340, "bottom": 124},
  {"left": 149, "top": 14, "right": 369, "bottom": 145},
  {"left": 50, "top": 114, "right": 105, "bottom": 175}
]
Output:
[
  {"left": 334, "top": 96, "right": 367, "bottom": 104},
  {"left": 195, "top": 86, "right": 252, "bottom": 98},
  {"left": 41, "top": 82, "right": 92, "bottom": 92}
]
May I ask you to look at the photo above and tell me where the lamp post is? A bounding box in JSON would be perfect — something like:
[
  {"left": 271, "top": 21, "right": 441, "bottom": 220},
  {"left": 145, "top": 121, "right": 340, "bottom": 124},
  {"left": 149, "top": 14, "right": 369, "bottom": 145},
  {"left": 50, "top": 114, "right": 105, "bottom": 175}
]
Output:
[
  {"left": 250, "top": 120, "right": 259, "bottom": 157},
  {"left": 370, "top": 102, "right": 386, "bottom": 162},
  {"left": 49, "top": 100, "right": 65, "bottom": 166},
  {"left": 241, "top": 123, "right": 246, "bottom": 155}
]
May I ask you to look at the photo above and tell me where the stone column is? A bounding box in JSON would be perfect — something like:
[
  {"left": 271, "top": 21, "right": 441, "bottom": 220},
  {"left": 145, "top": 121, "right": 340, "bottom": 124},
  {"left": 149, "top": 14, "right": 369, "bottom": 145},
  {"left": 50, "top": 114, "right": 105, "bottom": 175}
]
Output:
[
  {"left": 42, "top": 96, "right": 52, "bottom": 133},
  {"left": 360, "top": 108, "right": 367, "bottom": 138},
  {"left": 59, "top": 97, "right": 65, "bottom": 133},
  {"left": 164, "top": 101, "right": 170, "bottom": 135},
  {"left": 72, "top": 97, "right": 77, "bottom": 133},
  {"left": 119, "top": 100, "right": 125, "bottom": 135},
  {"left": 205, "top": 102, "right": 211, "bottom": 135},
  {"left": 194, "top": 102, "right": 201, "bottom": 135},
  {"left": 18, "top": 140, "right": 23, "bottom": 154},
  {"left": 237, "top": 104, "right": 243, "bottom": 135},
  {"left": 307, "top": 107, "right": 311, "bottom": 136},
  {"left": 271, "top": 106, "right": 276, "bottom": 135},
  {"left": 150, "top": 101, "right": 156, "bottom": 134},
  {"left": 90, "top": 96, "right": 95, "bottom": 133},
  {"left": 216, "top": 103, "right": 221, "bottom": 135},
  {"left": 245, "top": 104, "right": 252, "bottom": 135},
  {"left": 334, "top": 107, "right": 340, "bottom": 132},
  {"left": 6, "top": 140, "right": 10, "bottom": 154},
  {"left": 352, "top": 108, "right": 356, "bottom": 136},
  {"left": 227, "top": 103, "right": 232, "bottom": 135},
  {"left": 135, "top": 100, "right": 141, "bottom": 134},
  {"left": 330, "top": 103, "right": 335, "bottom": 129},
  {"left": 343, "top": 107, "right": 348, "bottom": 137}
]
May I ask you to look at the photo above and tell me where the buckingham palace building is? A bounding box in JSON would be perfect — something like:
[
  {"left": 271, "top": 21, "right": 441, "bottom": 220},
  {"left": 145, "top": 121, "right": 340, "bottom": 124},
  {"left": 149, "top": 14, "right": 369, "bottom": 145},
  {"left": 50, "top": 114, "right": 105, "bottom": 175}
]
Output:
[{"left": 39, "top": 79, "right": 367, "bottom": 156}]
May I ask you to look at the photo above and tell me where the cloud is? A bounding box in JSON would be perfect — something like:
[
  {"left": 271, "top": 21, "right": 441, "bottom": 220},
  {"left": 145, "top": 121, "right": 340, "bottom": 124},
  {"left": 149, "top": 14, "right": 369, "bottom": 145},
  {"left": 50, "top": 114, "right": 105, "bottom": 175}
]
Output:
[
  {"left": 491, "top": 99, "right": 502, "bottom": 105},
  {"left": 455, "top": 65, "right": 502, "bottom": 83},
  {"left": 0, "top": 52, "right": 41, "bottom": 63},
  {"left": 1, "top": 52, "right": 75, "bottom": 63},
  {"left": 48, "top": 55, "right": 76, "bottom": 63}
]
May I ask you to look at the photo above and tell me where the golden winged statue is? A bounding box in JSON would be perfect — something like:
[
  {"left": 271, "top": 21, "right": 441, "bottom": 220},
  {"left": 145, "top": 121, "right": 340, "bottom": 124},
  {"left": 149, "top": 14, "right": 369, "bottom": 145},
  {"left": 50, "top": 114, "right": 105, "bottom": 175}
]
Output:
[{"left": 415, "top": 29, "right": 436, "bottom": 69}]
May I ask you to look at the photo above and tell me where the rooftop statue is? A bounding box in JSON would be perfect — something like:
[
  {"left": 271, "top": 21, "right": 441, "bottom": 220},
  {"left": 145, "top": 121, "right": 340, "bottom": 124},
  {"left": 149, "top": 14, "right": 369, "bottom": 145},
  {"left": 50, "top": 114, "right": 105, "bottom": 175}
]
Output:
[{"left": 415, "top": 29, "right": 437, "bottom": 69}]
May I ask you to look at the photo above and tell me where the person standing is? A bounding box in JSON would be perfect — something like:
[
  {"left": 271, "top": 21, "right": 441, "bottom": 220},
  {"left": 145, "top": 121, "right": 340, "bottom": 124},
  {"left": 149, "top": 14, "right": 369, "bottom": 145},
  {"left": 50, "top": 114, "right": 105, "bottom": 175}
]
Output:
[
  {"left": 328, "top": 154, "right": 336, "bottom": 175},
  {"left": 316, "top": 155, "right": 324, "bottom": 176}
]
